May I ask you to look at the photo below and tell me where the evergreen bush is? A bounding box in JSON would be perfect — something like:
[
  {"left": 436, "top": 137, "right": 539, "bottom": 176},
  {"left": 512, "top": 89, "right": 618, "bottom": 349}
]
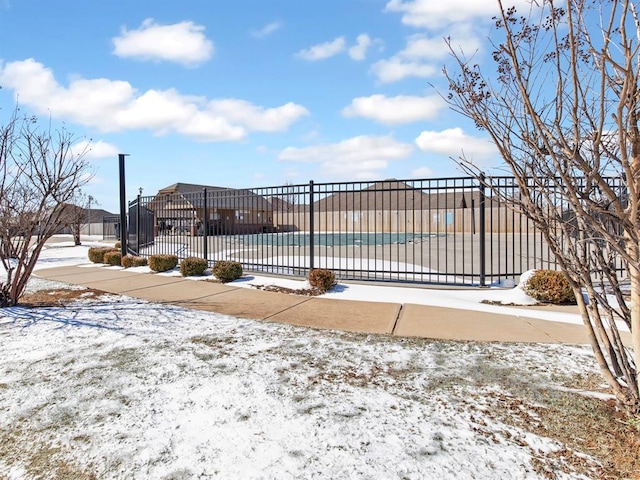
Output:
[
  {"left": 180, "top": 257, "right": 208, "bottom": 277},
  {"left": 103, "top": 250, "right": 122, "bottom": 266},
  {"left": 88, "top": 247, "right": 118, "bottom": 264},
  {"left": 308, "top": 269, "right": 336, "bottom": 293},
  {"left": 121, "top": 255, "right": 148, "bottom": 268},
  {"left": 212, "top": 261, "right": 242, "bottom": 283},
  {"left": 149, "top": 254, "right": 178, "bottom": 273},
  {"left": 522, "top": 269, "right": 577, "bottom": 304}
]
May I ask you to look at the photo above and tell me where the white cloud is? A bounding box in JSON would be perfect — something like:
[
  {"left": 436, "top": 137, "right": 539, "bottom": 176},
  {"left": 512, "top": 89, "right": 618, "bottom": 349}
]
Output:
[
  {"left": 412, "top": 166, "right": 435, "bottom": 178},
  {"left": 398, "top": 33, "right": 456, "bottom": 60},
  {"left": 207, "top": 99, "right": 309, "bottom": 132},
  {"left": 415, "top": 128, "right": 498, "bottom": 164},
  {"left": 112, "top": 18, "right": 214, "bottom": 67},
  {"left": 342, "top": 94, "right": 446, "bottom": 125},
  {"left": 279, "top": 135, "right": 414, "bottom": 179},
  {"left": 371, "top": 14, "right": 486, "bottom": 84},
  {"left": 301, "top": 130, "right": 321, "bottom": 142},
  {"left": 72, "top": 140, "right": 120, "bottom": 160},
  {"left": 384, "top": 0, "right": 531, "bottom": 29},
  {"left": 370, "top": 57, "right": 437, "bottom": 83},
  {"left": 175, "top": 110, "right": 245, "bottom": 142},
  {"left": 252, "top": 21, "right": 282, "bottom": 38},
  {"left": 79, "top": 171, "right": 96, "bottom": 185},
  {"left": 370, "top": 30, "right": 479, "bottom": 83},
  {"left": 296, "top": 37, "right": 346, "bottom": 61},
  {"left": 0, "top": 59, "right": 308, "bottom": 142},
  {"left": 369, "top": 29, "right": 480, "bottom": 83},
  {"left": 86, "top": 175, "right": 105, "bottom": 185},
  {"left": 296, "top": 34, "right": 381, "bottom": 63},
  {"left": 348, "top": 34, "right": 373, "bottom": 61}
]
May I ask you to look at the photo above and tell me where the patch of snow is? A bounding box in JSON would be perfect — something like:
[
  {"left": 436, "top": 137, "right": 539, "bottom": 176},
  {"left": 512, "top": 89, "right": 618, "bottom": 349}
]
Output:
[
  {"left": 0, "top": 296, "right": 600, "bottom": 479},
  {"left": 0, "top": 235, "right": 610, "bottom": 478}
]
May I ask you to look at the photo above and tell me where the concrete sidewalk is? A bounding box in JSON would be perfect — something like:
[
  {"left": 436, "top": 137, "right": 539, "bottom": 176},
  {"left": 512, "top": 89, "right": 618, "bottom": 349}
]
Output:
[{"left": 35, "top": 264, "right": 607, "bottom": 345}]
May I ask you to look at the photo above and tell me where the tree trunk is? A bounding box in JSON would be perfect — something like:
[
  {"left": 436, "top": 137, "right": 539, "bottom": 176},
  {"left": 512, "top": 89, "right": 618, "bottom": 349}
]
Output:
[{"left": 628, "top": 247, "right": 640, "bottom": 412}]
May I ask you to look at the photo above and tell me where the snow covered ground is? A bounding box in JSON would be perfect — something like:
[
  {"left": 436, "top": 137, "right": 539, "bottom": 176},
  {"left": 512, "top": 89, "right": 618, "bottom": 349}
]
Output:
[{"left": 0, "top": 237, "right": 611, "bottom": 479}]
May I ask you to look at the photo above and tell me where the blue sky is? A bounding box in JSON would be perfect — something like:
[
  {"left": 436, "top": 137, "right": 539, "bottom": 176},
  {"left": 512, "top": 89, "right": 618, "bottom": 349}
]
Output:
[{"left": 0, "top": 0, "right": 524, "bottom": 213}]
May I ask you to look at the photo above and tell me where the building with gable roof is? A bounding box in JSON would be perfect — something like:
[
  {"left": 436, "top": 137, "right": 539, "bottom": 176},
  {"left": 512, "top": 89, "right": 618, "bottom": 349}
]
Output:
[{"left": 149, "top": 182, "right": 274, "bottom": 235}]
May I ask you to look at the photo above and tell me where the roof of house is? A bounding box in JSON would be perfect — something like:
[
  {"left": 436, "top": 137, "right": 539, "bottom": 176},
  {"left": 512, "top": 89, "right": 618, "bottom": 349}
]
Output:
[
  {"left": 154, "top": 181, "right": 501, "bottom": 214},
  {"left": 86, "top": 208, "right": 118, "bottom": 219},
  {"left": 267, "top": 197, "right": 297, "bottom": 210},
  {"left": 154, "top": 182, "right": 273, "bottom": 211},
  {"left": 157, "top": 183, "right": 229, "bottom": 195},
  {"left": 60, "top": 203, "right": 116, "bottom": 220},
  {"left": 312, "top": 180, "right": 492, "bottom": 211}
]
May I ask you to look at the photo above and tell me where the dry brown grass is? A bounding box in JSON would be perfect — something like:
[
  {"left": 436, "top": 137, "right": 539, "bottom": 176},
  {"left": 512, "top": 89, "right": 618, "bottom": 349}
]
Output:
[
  {"left": 483, "top": 389, "right": 640, "bottom": 479},
  {"left": 0, "top": 427, "right": 98, "bottom": 480},
  {"left": 252, "top": 284, "right": 323, "bottom": 296},
  {"left": 19, "top": 288, "right": 107, "bottom": 308},
  {"left": 10, "top": 288, "right": 640, "bottom": 478}
]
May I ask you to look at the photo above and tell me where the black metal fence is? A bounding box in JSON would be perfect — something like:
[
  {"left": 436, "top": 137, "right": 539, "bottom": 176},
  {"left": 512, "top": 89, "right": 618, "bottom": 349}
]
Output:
[
  {"left": 115, "top": 176, "right": 599, "bottom": 286},
  {"left": 103, "top": 216, "right": 120, "bottom": 240}
]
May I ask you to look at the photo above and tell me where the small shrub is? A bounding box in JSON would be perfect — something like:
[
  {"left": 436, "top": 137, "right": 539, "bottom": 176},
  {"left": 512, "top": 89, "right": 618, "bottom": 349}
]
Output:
[
  {"left": 103, "top": 250, "right": 122, "bottom": 266},
  {"left": 115, "top": 241, "right": 121, "bottom": 249},
  {"left": 180, "top": 257, "right": 208, "bottom": 277},
  {"left": 308, "top": 268, "right": 336, "bottom": 293},
  {"left": 121, "top": 255, "right": 148, "bottom": 268},
  {"left": 149, "top": 254, "right": 178, "bottom": 273},
  {"left": 132, "top": 256, "right": 148, "bottom": 267},
  {"left": 121, "top": 254, "right": 134, "bottom": 268},
  {"left": 212, "top": 261, "right": 242, "bottom": 283},
  {"left": 88, "top": 247, "right": 118, "bottom": 264},
  {"left": 522, "top": 269, "right": 576, "bottom": 304}
]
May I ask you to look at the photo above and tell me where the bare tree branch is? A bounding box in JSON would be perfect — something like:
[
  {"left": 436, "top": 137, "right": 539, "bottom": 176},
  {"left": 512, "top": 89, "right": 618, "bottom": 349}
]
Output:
[
  {"left": 445, "top": 0, "right": 640, "bottom": 412},
  {"left": 0, "top": 109, "right": 92, "bottom": 306}
]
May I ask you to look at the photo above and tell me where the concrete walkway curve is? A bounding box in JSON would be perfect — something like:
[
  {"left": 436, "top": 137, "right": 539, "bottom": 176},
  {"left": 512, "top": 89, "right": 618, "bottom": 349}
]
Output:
[{"left": 35, "top": 264, "right": 609, "bottom": 345}]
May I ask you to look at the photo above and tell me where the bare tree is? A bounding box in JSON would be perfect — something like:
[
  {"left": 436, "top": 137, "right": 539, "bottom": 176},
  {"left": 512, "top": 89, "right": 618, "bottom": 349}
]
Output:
[
  {"left": 0, "top": 110, "right": 91, "bottom": 306},
  {"left": 61, "top": 190, "right": 92, "bottom": 246},
  {"left": 445, "top": 0, "right": 640, "bottom": 412}
]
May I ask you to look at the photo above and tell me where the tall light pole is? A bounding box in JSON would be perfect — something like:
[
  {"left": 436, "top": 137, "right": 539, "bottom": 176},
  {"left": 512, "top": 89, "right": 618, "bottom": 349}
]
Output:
[{"left": 119, "top": 153, "right": 129, "bottom": 258}]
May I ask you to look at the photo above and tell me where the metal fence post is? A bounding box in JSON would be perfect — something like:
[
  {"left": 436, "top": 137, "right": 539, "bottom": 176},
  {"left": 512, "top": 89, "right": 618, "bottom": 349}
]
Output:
[
  {"left": 203, "top": 188, "right": 208, "bottom": 263},
  {"left": 309, "top": 180, "right": 315, "bottom": 272},
  {"left": 479, "top": 173, "right": 487, "bottom": 286},
  {"left": 136, "top": 193, "right": 141, "bottom": 254},
  {"left": 118, "top": 153, "right": 128, "bottom": 257}
]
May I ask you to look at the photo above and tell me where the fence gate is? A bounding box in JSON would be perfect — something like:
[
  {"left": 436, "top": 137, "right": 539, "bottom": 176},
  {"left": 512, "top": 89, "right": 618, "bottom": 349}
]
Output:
[{"left": 127, "top": 197, "right": 155, "bottom": 256}]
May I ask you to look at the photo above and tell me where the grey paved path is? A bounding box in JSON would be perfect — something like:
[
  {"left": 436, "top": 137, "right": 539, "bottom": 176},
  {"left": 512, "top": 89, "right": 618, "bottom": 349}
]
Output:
[{"left": 35, "top": 265, "right": 624, "bottom": 345}]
